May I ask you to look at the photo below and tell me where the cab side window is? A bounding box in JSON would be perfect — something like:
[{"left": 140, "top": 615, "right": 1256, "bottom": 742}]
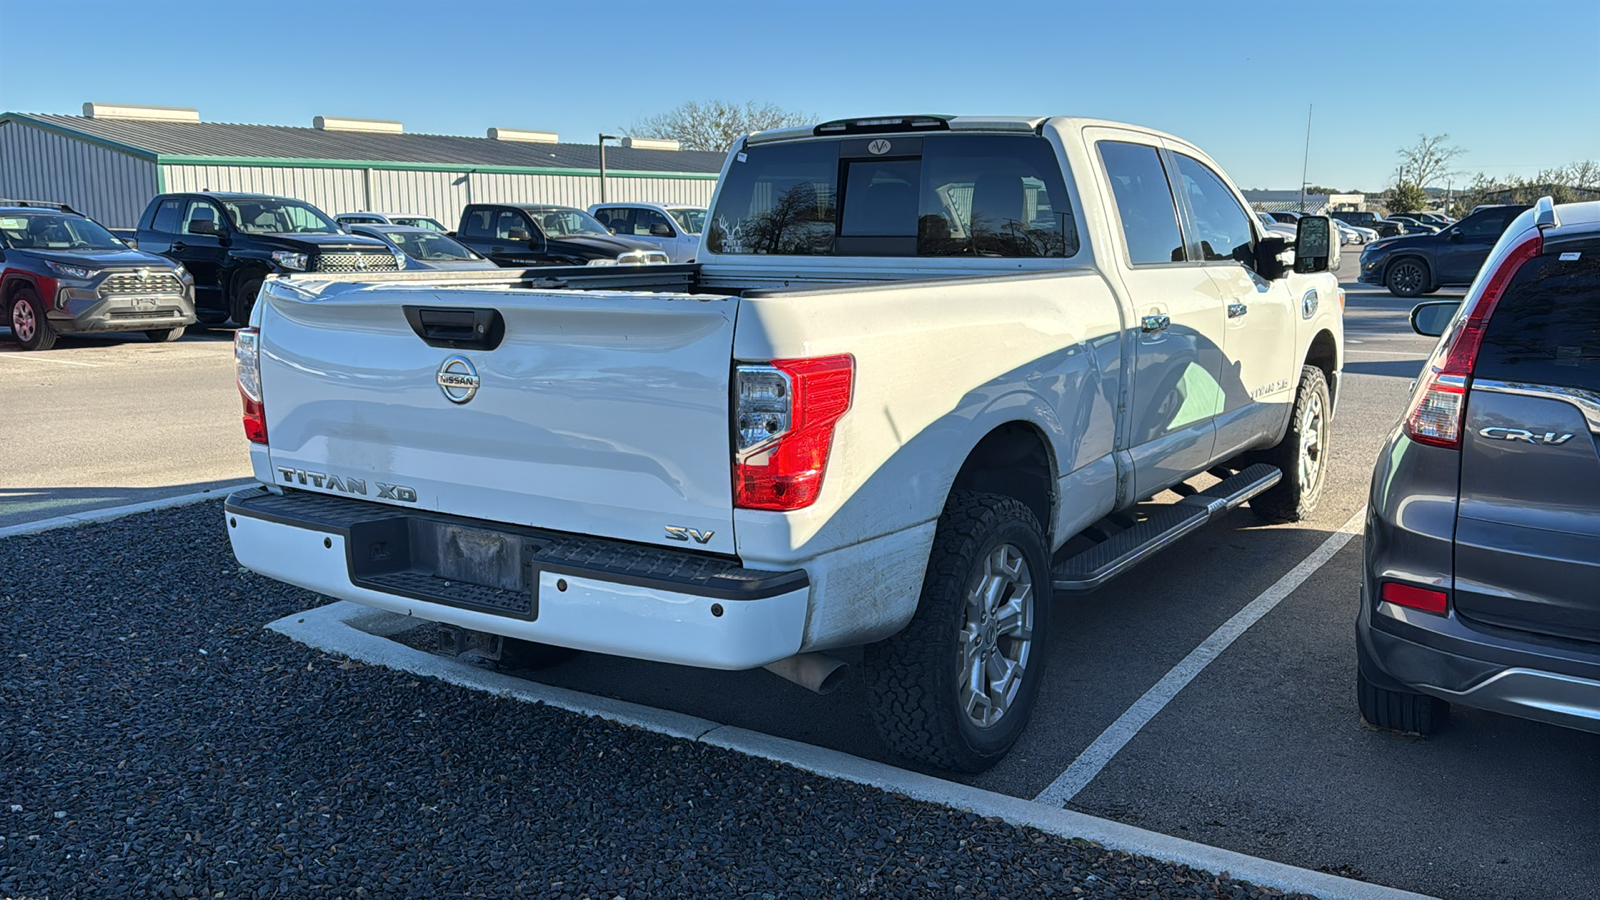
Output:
[
  {"left": 634, "top": 209, "right": 674, "bottom": 236},
  {"left": 460, "top": 209, "right": 494, "bottom": 239},
  {"left": 1173, "top": 154, "right": 1254, "bottom": 265},
  {"left": 1097, "top": 141, "right": 1186, "bottom": 265},
  {"left": 494, "top": 210, "right": 531, "bottom": 240},
  {"left": 1458, "top": 209, "right": 1511, "bottom": 240},
  {"left": 150, "top": 199, "right": 184, "bottom": 234},
  {"left": 182, "top": 201, "right": 227, "bottom": 235},
  {"left": 596, "top": 207, "right": 634, "bottom": 234}
]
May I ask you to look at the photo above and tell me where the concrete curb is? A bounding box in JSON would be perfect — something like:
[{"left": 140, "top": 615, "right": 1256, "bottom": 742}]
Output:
[
  {"left": 0, "top": 481, "right": 256, "bottom": 540},
  {"left": 270, "top": 601, "right": 1436, "bottom": 900}
]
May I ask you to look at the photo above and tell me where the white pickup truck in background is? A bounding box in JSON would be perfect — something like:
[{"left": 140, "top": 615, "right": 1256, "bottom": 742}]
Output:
[{"left": 227, "top": 115, "right": 1343, "bottom": 772}]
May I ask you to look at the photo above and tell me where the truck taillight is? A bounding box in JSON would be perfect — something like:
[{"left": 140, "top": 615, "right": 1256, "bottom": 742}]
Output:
[
  {"left": 1401, "top": 231, "right": 1541, "bottom": 450},
  {"left": 734, "top": 355, "right": 854, "bottom": 511},
  {"left": 235, "top": 326, "right": 267, "bottom": 444}
]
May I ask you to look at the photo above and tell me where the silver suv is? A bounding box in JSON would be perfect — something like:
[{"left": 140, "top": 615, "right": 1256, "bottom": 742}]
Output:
[{"left": 1358, "top": 197, "right": 1600, "bottom": 734}]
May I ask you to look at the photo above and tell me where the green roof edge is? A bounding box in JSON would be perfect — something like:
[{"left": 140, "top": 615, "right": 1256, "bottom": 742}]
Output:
[
  {"left": 155, "top": 155, "right": 719, "bottom": 180},
  {"left": 0, "top": 112, "right": 161, "bottom": 162}
]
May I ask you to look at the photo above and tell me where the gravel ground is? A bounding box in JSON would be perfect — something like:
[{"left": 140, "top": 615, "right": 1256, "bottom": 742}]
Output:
[{"left": 2, "top": 502, "right": 1317, "bottom": 899}]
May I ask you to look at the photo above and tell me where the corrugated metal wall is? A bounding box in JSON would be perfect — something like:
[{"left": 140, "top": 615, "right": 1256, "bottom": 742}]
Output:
[
  {"left": 161, "top": 165, "right": 368, "bottom": 214},
  {"left": 163, "top": 165, "right": 716, "bottom": 225},
  {"left": 0, "top": 122, "right": 157, "bottom": 228}
]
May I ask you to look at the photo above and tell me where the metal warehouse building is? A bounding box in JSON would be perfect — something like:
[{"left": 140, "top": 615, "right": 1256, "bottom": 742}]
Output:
[{"left": 0, "top": 103, "right": 726, "bottom": 229}]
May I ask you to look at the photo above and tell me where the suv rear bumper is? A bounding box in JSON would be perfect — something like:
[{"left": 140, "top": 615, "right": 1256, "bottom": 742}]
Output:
[
  {"left": 226, "top": 487, "right": 810, "bottom": 670},
  {"left": 1358, "top": 590, "right": 1600, "bottom": 734}
]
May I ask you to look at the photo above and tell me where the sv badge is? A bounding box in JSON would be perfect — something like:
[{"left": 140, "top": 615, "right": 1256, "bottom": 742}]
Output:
[{"left": 665, "top": 526, "right": 715, "bottom": 544}]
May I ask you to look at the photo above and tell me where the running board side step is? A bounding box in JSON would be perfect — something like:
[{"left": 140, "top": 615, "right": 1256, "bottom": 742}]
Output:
[{"left": 1051, "top": 463, "right": 1281, "bottom": 593}]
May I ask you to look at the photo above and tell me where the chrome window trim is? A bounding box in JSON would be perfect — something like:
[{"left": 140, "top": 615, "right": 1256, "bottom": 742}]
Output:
[{"left": 1474, "top": 379, "right": 1600, "bottom": 433}]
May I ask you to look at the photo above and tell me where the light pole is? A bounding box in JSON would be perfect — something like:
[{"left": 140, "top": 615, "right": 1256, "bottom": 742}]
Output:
[{"left": 598, "top": 133, "right": 621, "bottom": 203}]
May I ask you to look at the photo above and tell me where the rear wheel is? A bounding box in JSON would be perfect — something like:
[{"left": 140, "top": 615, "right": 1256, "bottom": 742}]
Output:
[
  {"left": 230, "top": 275, "right": 264, "bottom": 326},
  {"left": 1358, "top": 668, "right": 1448, "bottom": 735},
  {"left": 145, "top": 326, "right": 185, "bottom": 343},
  {"left": 8, "top": 286, "right": 57, "bottom": 351},
  {"left": 1250, "top": 365, "right": 1330, "bottom": 523},
  {"left": 195, "top": 309, "right": 230, "bottom": 326},
  {"left": 865, "top": 491, "right": 1051, "bottom": 773},
  {"left": 1385, "top": 258, "right": 1429, "bottom": 297}
]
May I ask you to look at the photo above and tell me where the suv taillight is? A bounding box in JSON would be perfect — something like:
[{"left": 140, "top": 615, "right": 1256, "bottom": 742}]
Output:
[
  {"left": 1401, "top": 231, "right": 1542, "bottom": 449},
  {"left": 734, "top": 355, "right": 854, "bottom": 511},
  {"left": 235, "top": 326, "right": 267, "bottom": 444}
]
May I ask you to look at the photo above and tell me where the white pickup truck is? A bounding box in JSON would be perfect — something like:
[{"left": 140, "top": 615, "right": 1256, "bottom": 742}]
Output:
[{"left": 227, "top": 115, "right": 1343, "bottom": 772}]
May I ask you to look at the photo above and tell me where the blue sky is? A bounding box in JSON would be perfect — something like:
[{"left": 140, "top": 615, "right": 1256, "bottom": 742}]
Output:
[{"left": 2, "top": 0, "right": 1596, "bottom": 191}]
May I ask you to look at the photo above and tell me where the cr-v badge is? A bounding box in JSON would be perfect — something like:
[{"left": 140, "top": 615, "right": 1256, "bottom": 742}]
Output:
[
  {"left": 437, "top": 355, "right": 480, "bottom": 404},
  {"left": 1479, "top": 427, "right": 1574, "bottom": 445}
]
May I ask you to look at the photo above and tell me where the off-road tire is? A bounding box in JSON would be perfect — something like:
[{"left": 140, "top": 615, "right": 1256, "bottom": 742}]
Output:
[
  {"left": 1358, "top": 668, "right": 1448, "bottom": 735},
  {"left": 231, "top": 276, "right": 264, "bottom": 327},
  {"left": 1385, "top": 258, "right": 1429, "bottom": 298},
  {"left": 145, "top": 327, "right": 185, "bottom": 343},
  {"left": 865, "top": 491, "right": 1052, "bottom": 773},
  {"left": 1250, "top": 365, "right": 1331, "bottom": 523},
  {"left": 8, "top": 286, "right": 58, "bottom": 351}
]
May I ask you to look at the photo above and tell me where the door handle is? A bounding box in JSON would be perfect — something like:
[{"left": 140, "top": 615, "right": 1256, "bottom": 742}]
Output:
[
  {"left": 491, "top": 247, "right": 505, "bottom": 253},
  {"left": 1228, "top": 303, "right": 1249, "bottom": 319},
  {"left": 171, "top": 241, "right": 186, "bottom": 251},
  {"left": 1141, "top": 314, "right": 1170, "bottom": 334}
]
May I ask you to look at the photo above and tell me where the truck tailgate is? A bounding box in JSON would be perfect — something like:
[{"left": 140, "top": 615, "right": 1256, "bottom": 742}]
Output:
[{"left": 257, "top": 280, "right": 738, "bottom": 555}]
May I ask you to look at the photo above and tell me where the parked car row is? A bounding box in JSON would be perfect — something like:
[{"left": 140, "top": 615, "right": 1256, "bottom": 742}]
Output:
[{"left": 1359, "top": 203, "right": 1531, "bottom": 296}]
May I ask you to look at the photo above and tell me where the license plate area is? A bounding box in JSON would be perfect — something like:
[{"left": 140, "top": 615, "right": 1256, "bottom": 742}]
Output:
[{"left": 347, "top": 516, "right": 538, "bottom": 619}]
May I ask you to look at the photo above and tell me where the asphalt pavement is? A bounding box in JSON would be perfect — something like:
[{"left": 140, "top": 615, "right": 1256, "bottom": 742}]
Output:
[
  {"left": 3, "top": 256, "right": 1596, "bottom": 898},
  {"left": 0, "top": 326, "right": 251, "bottom": 529}
]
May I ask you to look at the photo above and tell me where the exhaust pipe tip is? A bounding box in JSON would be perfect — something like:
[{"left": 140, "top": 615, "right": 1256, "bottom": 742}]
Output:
[{"left": 763, "top": 652, "right": 850, "bottom": 695}]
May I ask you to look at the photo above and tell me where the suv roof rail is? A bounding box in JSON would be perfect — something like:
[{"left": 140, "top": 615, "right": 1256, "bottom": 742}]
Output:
[
  {"left": 0, "top": 198, "right": 79, "bottom": 214},
  {"left": 1534, "top": 196, "right": 1560, "bottom": 230}
]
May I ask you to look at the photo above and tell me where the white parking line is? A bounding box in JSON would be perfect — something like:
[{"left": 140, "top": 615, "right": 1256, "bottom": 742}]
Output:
[
  {"left": 269, "top": 599, "right": 1433, "bottom": 900},
  {"left": 1033, "top": 507, "right": 1367, "bottom": 807},
  {"left": 0, "top": 352, "right": 100, "bottom": 367}
]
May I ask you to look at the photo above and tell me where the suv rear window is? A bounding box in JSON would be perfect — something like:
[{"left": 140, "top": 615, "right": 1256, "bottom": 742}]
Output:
[
  {"left": 1476, "top": 251, "right": 1600, "bottom": 391},
  {"left": 706, "top": 134, "right": 1077, "bottom": 258}
]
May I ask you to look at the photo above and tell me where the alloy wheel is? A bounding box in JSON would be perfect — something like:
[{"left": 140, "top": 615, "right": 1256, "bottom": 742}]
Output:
[
  {"left": 958, "top": 543, "right": 1035, "bottom": 729},
  {"left": 11, "top": 299, "right": 35, "bottom": 343},
  {"left": 1300, "top": 390, "right": 1327, "bottom": 493},
  {"left": 1390, "top": 261, "right": 1424, "bottom": 294}
]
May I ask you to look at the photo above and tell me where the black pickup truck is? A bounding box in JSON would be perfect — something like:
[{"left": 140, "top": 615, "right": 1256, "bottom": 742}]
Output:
[
  {"left": 132, "top": 192, "right": 401, "bottom": 325},
  {"left": 453, "top": 203, "right": 668, "bottom": 267}
]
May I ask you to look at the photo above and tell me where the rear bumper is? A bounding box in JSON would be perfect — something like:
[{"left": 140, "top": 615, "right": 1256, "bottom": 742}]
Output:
[
  {"left": 1359, "top": 588, "right": 1600, "bottom": 735},
  {"left": 226, "top": 487, "right": 810, "bottom": 670}
]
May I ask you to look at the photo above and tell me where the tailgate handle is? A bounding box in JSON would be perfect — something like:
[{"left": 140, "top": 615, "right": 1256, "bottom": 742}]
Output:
[{"left": 403, "top": 306, "right": 506, "bottom": 351}]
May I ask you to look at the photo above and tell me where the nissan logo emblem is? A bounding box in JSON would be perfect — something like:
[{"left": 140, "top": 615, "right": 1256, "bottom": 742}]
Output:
[{"left": 436, "top": 355, "right": 480, "bottom": 404}]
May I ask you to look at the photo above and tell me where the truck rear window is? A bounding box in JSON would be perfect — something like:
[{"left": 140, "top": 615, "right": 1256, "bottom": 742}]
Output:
[
  {"left": 706, "top": 134, "right": 1078, "bottom": 258},
  {"left": 1476, "top": 252, "right": 1600, "bottom": 391}
]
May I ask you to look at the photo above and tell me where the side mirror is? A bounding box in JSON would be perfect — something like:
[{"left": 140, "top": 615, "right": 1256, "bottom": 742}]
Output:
[
  {"left": 1254, "top": 236, "right": 1291, "bottom": 280},
  {"left": 1411, "top": 300, "right": 1459, "bottom": 337},
  {"left": 189, "top": 218, "right": 220, "bottom": 236},
  {"left": 506, "top": 228, "right": 531, "bottom": 242},
  {"left": 649, "top": 223, "right": 674, "bottom": 238},
  {"left": 1294, "top": 216, "right": 1338, "bottom": 273},
  {"left": 1447, "top": 228, "right": 1463, "bottom": 241}
]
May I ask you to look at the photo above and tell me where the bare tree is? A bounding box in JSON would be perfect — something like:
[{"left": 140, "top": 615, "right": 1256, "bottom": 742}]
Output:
[
  {"left": 1396, "top": 134, "right": 1464, "bottom": 189},
  {"left": 629, "top": 101, "right": 812, "bottom": 153}
]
